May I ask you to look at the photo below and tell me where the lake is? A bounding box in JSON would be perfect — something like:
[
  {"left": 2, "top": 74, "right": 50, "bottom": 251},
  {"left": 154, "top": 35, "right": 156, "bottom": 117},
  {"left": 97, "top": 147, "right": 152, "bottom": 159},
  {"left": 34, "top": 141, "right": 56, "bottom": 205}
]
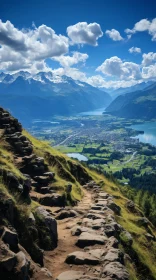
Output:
[
  {"left": 130, "top": 122, "right": 156, "bottom": 146},
  {"left": 67, "top": 153, "right": 88, "bottom": 161},
  {"left": 79, "top": 107, "right": 106, "bottom": 116}
]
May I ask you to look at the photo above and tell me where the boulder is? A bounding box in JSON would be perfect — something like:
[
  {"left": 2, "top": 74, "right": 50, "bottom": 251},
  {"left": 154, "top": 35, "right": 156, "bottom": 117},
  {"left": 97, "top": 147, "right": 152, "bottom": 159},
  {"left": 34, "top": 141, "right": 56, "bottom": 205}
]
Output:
[
  {"left": 40, "top": 187, "right": 51, "bottom": 194},
  {"left": 145, "top": 233, "right": 155, "bottom": 241},
  {"left": 19, "top": 135, "right": 27, "bottom": 141},
  {"left": 95, "top": 200, "right": 108, "bottom": 207},
  {"left": 86, "top": 212, "right": 104, "bottom": 220},
  {"left": 104, "top": 222, "right": 122, "bottom": 238},
  {"left": 91, "top": 205, "right": 102, "bottom": 211},
  {"left": 82, "top": 218, "right": 106, "bottom": 229},
  {"left": 125, "top": 200, "right": 135, "bottom": 212},
  {"left": 0, "top": 240, "right": 16, "bottom": 272},
  {"left": 2, "top": 227, "right": 18, "bottom": 251},
  {"left": 0, "top": 196, "right": 15, "bottom": 224},
  {"left": 98, "top": 192, "right": 111, "bottom": 199},
  {"left": 4, "top": 172, "right": 20, "bottom": 190},
  {"left": 104, "top": 248, "right": 124, "bottom": 264},
  {"left": 65, "top": 250, "right": 100, "bottom": 265},
  {"left": 107, "top": 201, "right": 121, "bottom": 215},
  {"left": 30, "top": 243, "right": 44, "bottom": 267},
  {"left": 56, "top": 210, "right": 78, "bottom": 220},
  {"left": 36, "top": 207, "right": 58, "bottom": 249},
  {"left": 76, "top": 232, "right": 108, "bottom": 248},
  {"left": 87, "top": 181, "right": 97, "bottom": 188},
  {"left": 39, "top": 194, "right": 65, "bottom": 207},
  {"left": 120, "top": 231, "right": 133, "bottom": 247},
  {"left": 137, "top": 217, "right": 149, "bottom": 227},
  {"left": 15, "top": 251, "right": 30, "bottom": 280},
  {"left": 28, "top": 212, "right": 35, "bottom": 225},
  {"left": 103, "top": 223, "right": 116, "bottom": 237},
  {"left": 106, "top": 236, "right": 119, "bottom": 249},
  {"left": 71, "top": 225, "right": 98, "bottom": 236},
  {"left": 66, "top": 184, "right": 72, "bottom": 193},
  {"left": 43, "top": 172, "right": 55, "bottom": 179},
  {"left": 34, "top": 176, "right": 51, "bottom": 185},
  {"left": 102, "top": 262, "right": 129, "bottom": 280},
  {"left": 40, "top": 267, "right": 52, "bottom": 278}
]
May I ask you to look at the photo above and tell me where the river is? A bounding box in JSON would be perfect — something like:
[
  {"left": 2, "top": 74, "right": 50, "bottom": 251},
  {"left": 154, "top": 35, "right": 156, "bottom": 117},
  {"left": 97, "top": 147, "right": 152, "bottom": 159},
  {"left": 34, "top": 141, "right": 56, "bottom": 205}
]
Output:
[{"left": 130, "top": 122, "right": 156, "bottom": 146}]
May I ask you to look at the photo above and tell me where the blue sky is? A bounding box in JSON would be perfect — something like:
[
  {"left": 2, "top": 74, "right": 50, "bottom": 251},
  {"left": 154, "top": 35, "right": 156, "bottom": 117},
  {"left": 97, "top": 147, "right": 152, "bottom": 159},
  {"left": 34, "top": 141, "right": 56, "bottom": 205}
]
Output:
[{"left": 0, "top": 0, "right": 156, "bottom": 88}]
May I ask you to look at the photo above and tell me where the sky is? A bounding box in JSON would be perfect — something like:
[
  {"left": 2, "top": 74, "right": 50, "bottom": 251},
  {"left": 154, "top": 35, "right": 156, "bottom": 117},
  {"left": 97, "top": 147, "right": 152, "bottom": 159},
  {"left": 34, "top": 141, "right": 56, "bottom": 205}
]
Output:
[{"left": 0, "top": 0, "right": 156, "bottom": 88}]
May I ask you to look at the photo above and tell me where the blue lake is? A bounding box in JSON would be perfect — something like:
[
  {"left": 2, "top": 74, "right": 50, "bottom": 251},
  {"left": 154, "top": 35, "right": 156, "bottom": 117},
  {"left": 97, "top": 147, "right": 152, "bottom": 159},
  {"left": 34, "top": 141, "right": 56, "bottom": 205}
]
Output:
[
  {"left": 79, "top": 107, "right": 105, "bottom": 116},
  {"left": 67, "top": 153, "right": 88, "bottom": 161},
  {"left": 130, "top": 122, "right": 156, "bottom": 146}
]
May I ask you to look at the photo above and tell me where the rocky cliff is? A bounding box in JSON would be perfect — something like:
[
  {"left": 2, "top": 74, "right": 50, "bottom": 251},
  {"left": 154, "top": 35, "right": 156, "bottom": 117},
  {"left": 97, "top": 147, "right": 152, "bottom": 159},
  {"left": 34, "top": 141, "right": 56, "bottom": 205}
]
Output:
[{"left": 0, "top": 107, "right": 156, "bottom": 280}]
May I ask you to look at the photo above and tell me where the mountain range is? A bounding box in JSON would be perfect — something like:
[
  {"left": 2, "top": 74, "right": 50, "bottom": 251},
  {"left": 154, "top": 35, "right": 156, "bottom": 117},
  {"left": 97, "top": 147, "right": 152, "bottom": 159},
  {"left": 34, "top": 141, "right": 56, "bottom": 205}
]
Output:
[
  {"left": 105, "top": 81, "right": 154, "bottom": 99},
  {"left": 0, "top": 71, "right": 111, "bottom": 125},
  {"left": 105, "top": 82, "right": 156, "bottom": 119}
]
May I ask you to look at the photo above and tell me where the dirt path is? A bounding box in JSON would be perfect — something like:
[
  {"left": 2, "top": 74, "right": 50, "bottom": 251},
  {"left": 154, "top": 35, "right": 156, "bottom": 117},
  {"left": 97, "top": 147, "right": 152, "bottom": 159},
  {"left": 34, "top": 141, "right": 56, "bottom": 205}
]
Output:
[
  {"left": 43, "top": 188, "right": 93, "bottom": 278},
  {"left": 34, "top": 184, "right": 129, "bottom": 280}
]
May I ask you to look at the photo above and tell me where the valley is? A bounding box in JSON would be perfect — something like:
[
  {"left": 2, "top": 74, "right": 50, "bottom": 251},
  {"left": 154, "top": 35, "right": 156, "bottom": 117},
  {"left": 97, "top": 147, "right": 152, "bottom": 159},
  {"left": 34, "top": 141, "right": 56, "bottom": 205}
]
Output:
[
  {"left": 1, "top": 2, "right": 156, "bottom": 280},
  {"left": 27, "top": 111, "right": 156, "bottom": 193}
]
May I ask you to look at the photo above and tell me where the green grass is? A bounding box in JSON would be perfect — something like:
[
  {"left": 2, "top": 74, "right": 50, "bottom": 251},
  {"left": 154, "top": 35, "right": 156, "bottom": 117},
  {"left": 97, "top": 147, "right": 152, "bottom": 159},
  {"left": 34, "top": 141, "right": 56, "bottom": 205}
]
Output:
[
  {"left": 56, "top": 144, "right": 84, "bottom": 153},
  {"left": 23, "top": 130, "right": 85, "bottom": 201}
]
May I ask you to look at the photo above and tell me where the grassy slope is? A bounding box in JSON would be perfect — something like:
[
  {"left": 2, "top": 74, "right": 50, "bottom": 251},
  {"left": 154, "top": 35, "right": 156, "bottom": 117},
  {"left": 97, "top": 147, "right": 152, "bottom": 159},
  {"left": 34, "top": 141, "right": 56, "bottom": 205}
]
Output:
[
  {"left": 0, "top": 132, "right": 156, "bottom": 279},
  {"left": 23, "top": 130, "right": 88, "bottom": 201}
]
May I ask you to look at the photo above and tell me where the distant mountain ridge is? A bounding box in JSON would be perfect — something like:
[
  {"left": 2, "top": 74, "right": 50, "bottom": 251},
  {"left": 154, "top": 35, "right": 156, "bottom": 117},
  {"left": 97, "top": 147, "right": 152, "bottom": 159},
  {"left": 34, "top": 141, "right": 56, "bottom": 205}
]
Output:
[
  {"left": 0, "top": 71, "right": 112, "bottom": 125},
  {"left": 102, "top": 81, "right": 154, "bottom": 99},
  {"left": 105, "top": 82, "right": 156, "bottom": 119}
]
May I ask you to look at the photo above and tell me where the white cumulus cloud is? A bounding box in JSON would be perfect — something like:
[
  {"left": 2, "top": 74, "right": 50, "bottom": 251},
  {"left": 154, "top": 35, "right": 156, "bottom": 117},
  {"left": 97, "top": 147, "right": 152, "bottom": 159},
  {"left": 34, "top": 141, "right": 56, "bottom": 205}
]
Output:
[
  {"left": 142, "top": 64, "right": 156, "bottom": 80},
  {"left": 125, "top": 18, "right": 156, "bottom": 41},
  {"left": 96, "top": 56, "right": 141, "bottom": 80},
  {"left": 142, "top": 52, "right": 156, "bottom": 66},
  {"left": 105, "top": 29, "right": 123, "bottom": 41},
  {"left": 53, "top": 52, "right": 89, "bottom": 68},
  {"left": 129, "top": 47, "right": 141, "bottom": 54},
  {"left": 67, "top": 22, "right": 103, "bottom": 46},
  {"left": 87, "top": 74, "right": 142, "bottom": 89},
  {"left": 0, "top": 19, "right": 69, "bottom": 73}
]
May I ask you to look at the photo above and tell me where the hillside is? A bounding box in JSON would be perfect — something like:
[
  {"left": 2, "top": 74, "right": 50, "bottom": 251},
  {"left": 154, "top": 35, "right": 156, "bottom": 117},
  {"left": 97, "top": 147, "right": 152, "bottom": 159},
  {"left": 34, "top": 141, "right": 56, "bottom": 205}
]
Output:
[
  {"left": 1, "top": 107, "right": 156, "bottom": 280},
  {"left": 105, "top": 83, "right": 156, "bottom": 119},
  {"left": 0, "top": 72, "right": 111, "bottom": 125}
]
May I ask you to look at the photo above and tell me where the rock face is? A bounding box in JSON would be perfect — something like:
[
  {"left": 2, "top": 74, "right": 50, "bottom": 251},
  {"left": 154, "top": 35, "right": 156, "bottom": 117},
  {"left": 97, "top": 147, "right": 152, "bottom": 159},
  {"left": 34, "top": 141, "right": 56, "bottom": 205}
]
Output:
[
  {"left": 0, "top": 240, "right": 31, "bottom": 280},
  {"left": 36, "top": 207, "right": 58, "bottom": 249},
  {"left": 0, "top": 107, "right": 60, "bottom": 273}
]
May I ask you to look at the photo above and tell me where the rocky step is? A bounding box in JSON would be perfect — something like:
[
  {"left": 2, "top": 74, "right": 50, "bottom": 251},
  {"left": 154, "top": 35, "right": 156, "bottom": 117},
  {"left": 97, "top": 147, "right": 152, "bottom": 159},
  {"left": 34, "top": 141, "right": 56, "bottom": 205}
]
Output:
[
  {"left": 39, "top": 193, "right": 66, "bottom": 207},
  {"left": 56, "top": 271, "right": 100, "bottom": 280},
  {"left": 76, "top": 232, "right": 108, "bottom": 248},
  {"left": 65, "top": 247, "right": 124, "bottom": 265}
]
